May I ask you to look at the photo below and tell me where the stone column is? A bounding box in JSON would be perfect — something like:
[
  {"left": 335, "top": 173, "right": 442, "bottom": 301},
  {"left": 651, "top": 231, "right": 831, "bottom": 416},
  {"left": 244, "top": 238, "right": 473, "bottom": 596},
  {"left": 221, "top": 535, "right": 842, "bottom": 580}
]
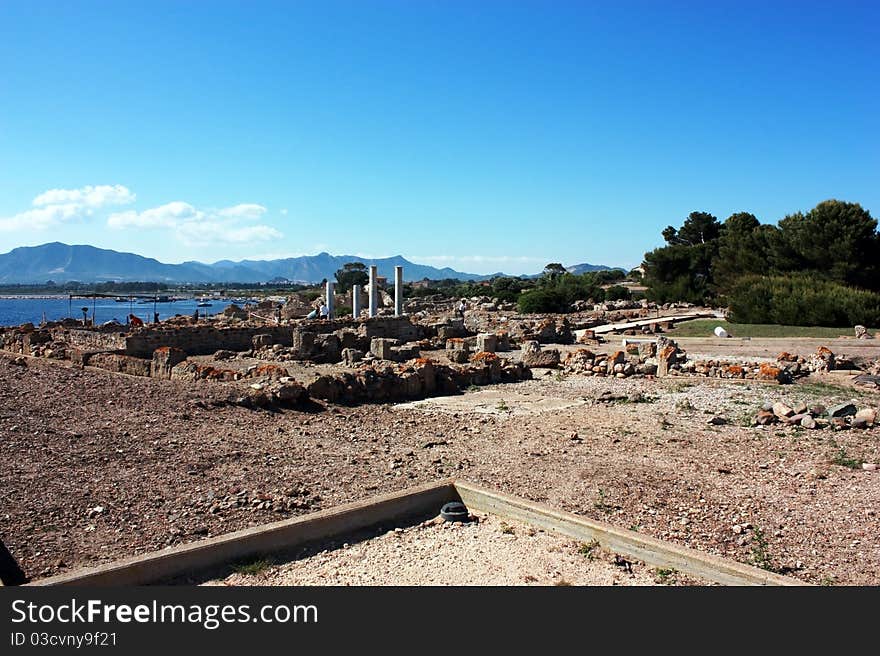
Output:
[
  {"left": 394, "top": 265, "right": 404, "bottom": 317},
  {"left": 352, "top": 284, "right": 361, "bottom": 319},
  {"left": 368, "top": 265, "right": 378, "bottom": 318},
  {"left": 326, "top": 280, "right": 335, "bottom": 320}
]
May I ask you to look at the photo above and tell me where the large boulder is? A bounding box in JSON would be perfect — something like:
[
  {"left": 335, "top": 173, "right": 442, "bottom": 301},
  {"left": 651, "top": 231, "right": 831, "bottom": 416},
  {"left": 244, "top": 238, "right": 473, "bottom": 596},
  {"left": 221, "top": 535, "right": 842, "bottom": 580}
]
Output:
[
  {"left": 476, "top": 333, "right": 498, "bottom": 353},
  {"left": 520, "top": 340, "right": 560, "bottom": 368},
  {"left": 370, "top": 337, "right": 398, "bottom": 361},
  {"left": 151, "top": 346, "right": 187, "bottom": 379},
  {"left": 808, "top": 346, "right": 835, "bottom": 372},
  {"left": 271, "top": 380, "right": 308, "bottom": 405},
  {"left": 445, "top": 338, "right": 470, "bottom": 364}
]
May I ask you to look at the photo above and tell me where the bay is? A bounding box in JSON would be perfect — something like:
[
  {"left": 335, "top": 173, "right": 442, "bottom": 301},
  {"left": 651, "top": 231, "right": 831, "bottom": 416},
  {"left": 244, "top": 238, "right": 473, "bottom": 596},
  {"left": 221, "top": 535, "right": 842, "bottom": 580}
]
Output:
[{"left": 0, "top": 296, "right": 244, "bottom": 327}]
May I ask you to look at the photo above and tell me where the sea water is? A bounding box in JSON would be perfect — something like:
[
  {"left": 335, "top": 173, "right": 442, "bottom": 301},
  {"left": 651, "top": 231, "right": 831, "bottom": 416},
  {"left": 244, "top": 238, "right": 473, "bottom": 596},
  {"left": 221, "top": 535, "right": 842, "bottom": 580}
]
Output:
[{"left": 0, "top": 296, "right": 238, "bottom": 327}]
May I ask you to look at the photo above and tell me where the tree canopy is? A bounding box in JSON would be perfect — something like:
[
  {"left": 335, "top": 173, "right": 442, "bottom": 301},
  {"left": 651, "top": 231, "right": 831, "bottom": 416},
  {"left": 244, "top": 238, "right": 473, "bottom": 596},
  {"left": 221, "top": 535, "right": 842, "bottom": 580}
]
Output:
[
  {"left": 641, "top": 200, "right": 880, "bottom": 325},
  {"left": 334, "top": 262, "right": 369, "bottom": 293}
]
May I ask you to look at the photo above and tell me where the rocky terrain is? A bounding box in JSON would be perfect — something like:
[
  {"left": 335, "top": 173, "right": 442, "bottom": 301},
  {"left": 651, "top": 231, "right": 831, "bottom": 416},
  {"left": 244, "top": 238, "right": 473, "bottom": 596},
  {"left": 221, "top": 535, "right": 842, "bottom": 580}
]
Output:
[{"left": 1, "top": 351, "right": 878, "bottom": 585}]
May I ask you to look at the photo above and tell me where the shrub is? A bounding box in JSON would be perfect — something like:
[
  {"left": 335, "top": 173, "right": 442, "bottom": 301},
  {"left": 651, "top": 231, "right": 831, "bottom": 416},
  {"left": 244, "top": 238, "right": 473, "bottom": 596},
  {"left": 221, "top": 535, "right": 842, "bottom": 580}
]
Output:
[
  {"left": 518, "top": 288, "right": 569, "bottom": 313},
  {"left": 728, "top": 275, "right": 880, "bottom": 326},
  {"left": 604, "top": 284, "right": 631, "bottom": 301}
]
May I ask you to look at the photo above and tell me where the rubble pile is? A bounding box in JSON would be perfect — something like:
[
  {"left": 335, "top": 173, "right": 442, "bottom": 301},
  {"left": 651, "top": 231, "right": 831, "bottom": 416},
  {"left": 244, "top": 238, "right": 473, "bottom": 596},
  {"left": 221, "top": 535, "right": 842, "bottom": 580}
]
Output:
[{"left": 754, "top": 400, "right": 878, "bottom": 430}]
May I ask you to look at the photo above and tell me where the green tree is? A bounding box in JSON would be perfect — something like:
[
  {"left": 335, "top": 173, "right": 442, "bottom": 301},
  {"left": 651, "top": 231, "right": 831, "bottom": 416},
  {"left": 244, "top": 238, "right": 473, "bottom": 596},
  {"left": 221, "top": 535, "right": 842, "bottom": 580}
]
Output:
[
  {"left": 661, "top": 211, "right": 722, "bottom": 246},
  {"left": 644, "top": 211, "right": 722, "bottom": 304},
  {"left": 770, "top": 200, "right": 879, "bottom": 290},
  {"left": 712, "top": 212, "right": 775, "bottom": 297},
  {"left": 334, "top": 262, "right": 369, "bottom": 293},
  {"left": 541, "top": 263, "right": 567, "bottom": 284}
]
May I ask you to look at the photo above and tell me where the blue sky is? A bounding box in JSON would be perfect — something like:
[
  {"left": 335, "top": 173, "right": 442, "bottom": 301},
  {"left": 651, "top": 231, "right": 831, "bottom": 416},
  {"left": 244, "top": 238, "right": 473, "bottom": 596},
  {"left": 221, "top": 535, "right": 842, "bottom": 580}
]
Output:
[{"left": 0, "top": 1, "right": 877, "bottom": 274}]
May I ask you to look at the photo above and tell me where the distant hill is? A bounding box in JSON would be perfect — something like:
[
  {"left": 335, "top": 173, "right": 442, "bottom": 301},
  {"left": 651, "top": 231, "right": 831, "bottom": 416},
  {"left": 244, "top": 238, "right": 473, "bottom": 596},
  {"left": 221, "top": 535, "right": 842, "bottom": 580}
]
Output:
[
  {"left": 566, "top": 262, "right": 626, "bottom": 275},
  {"left": 0, "top": 243, "right": 491, "bottom": 284},
  {"left": 0, "top": 243, "right": 626, "bottom": 284}
]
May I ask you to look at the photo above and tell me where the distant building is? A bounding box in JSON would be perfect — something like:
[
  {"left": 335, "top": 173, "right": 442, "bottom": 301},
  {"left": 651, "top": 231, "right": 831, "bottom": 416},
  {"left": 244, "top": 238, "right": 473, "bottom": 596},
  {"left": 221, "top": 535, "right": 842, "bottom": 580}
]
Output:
[{"left": 411, "top": 278, "right": 433, "bottom": 290}]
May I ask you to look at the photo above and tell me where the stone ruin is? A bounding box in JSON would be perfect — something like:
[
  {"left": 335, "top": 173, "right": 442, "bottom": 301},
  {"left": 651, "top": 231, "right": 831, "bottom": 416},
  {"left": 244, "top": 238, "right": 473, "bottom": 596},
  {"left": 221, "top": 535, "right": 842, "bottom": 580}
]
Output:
[{"left": 0, "top": 312, "right": 534, "bottom": 409}]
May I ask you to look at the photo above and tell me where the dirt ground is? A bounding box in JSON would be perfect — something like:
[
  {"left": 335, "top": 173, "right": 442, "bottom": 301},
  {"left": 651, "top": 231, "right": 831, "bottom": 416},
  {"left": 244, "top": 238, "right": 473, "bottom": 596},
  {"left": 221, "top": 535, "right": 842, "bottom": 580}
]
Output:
[
  {"left": 1, "top": 351, "right": 878, "bottom": 585},
  {"left": 204, "top": 513, "right": 704, "bottom": 586}
]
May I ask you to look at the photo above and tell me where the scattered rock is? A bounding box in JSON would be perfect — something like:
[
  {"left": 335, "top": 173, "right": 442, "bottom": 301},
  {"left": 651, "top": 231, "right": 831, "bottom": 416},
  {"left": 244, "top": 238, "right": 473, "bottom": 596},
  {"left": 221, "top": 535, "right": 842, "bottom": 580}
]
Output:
[
  {"left": 755, "top": 410, "right": 777, "bottom": 426},
  {"left": 772, "top": 402, "right": 794, "bottom": 419},
  {"left": 854, "top": 407, "right": 877, "bottom": 426},
  {"left": 828, "top": 402, "right": 856, "bottom": 418}
]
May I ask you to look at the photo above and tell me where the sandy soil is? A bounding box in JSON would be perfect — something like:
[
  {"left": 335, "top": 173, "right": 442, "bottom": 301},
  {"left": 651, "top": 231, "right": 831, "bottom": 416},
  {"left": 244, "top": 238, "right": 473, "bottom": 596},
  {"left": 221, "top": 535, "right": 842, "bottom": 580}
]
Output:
[
  {"left": 1, "top": 353, "right": 878, "bottom": 585},
  {"left": 204, "top": 513, "right": 702, "bottom": 586}
]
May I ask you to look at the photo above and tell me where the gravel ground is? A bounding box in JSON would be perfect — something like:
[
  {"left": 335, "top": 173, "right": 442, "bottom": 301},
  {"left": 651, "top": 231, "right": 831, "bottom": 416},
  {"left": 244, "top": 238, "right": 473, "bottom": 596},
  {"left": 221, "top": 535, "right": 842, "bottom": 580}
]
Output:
[
  {"left": 1, "top": 354, "right": 878, "bottom": 585},
  {"left": 205, "top": 513, "right": 700, "bottom": 586}
]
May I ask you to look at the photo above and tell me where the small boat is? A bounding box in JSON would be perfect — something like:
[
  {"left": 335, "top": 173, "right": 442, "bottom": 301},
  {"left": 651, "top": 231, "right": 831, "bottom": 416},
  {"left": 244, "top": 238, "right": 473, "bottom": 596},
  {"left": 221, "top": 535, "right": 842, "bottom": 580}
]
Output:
[
  {"left": 197, "top": 301, "right": 212, "bottom": 307},
  {"left": 114, "top": 296, "right": 128, "bottom": 302}
]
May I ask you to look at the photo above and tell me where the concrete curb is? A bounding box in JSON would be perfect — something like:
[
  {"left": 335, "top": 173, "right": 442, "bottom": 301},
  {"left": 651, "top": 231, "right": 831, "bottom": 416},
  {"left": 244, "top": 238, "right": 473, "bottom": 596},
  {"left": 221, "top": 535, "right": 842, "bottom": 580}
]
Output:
[
  {"left": 31, "top": 480, "right": 458, "bottom": 586},
  {"left": 455, "top": 481, "right": 806, "bottom": 586},
  {"left": 29, "top": 479, "right": 806, "bottom": 586}
]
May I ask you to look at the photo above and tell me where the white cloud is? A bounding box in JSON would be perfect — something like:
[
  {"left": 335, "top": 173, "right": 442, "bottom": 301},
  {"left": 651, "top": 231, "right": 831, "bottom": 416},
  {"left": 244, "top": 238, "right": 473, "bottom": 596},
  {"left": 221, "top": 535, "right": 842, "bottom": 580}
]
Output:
[
  {"left": 108, "top": 201, "right": 202, "bottom": 228},
  {"left": 108, "top": 199, "right": 282, "bottom": 245},
  {"left": 32, "top": 184, "right": 135, "bottom": 209},
  {"left": 0, "top": 185, "right": 279, "bottom": 246},
  {"left": 216, "top": 203, "right": 267, "bottom": 220},
  {"left": 0, "top": 183, "right": 135, "bottom": 232}
]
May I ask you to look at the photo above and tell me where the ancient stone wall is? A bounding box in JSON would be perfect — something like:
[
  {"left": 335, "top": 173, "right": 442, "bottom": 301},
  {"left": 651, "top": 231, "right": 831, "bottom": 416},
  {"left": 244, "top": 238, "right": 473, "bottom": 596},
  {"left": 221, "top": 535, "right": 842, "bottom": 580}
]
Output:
[
  {"left": 86, "top": 352, "right": 152, "bottom": 377},
  {"left": 64, "top": 329, "right": 128, "bottom": 351},
  {"left": 122, "top": 316, "right": 421, "bottom": 358},
  {"left": 123, "top": 325, "right": 294, "bottom": 357}
]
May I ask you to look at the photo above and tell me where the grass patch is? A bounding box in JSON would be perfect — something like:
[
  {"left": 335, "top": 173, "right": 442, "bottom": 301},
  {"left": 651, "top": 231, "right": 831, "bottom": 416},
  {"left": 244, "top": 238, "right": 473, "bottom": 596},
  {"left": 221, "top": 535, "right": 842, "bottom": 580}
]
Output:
[
  {"left": 578, "top": 539, "right": 601, "bottom": 560},
  {"left": 495, "top": 399, "right": 510, "bottom": 412},
  {"left": 654, "top": 567, "right": 677, "bottom": 584},
  {"left": 620, "top": 393, "right": 657, "bottom": 404},
  {"left": 593, "top": 488, "right": 614, "bottom": 513},
  {"left": 795, "top": 381, "right": 873, "bottom": 401},
  {"left": 500, "top": 522, "right": 515, "bottom": 535},
  {"left": 675, "top": 399, "right": 696, "bottom": 413},
  {"left": 832, "top": 447, "right": 863, "bottom": 469},
  {"left": 668, "top": 319, "right": 875, "bottom": 339},
  {"left": 232, "top": 558, "right": 273, "bottom": 576},
  {"left": 750, "top": 527, "right": 777, "bottom": 573}
]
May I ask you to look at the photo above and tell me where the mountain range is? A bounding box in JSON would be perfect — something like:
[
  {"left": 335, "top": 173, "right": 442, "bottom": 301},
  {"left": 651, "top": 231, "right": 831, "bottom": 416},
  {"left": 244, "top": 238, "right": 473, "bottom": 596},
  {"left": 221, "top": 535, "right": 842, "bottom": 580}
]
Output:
[{"left": 0, "top": 242, "right": 621, "bottom": 284}]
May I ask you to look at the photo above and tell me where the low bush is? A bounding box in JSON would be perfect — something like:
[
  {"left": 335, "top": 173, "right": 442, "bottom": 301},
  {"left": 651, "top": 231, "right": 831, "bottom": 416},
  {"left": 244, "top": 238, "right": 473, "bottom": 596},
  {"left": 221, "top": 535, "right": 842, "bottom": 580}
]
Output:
[{"left": 728, "top": 275, "right": 880, "bottom": 326}]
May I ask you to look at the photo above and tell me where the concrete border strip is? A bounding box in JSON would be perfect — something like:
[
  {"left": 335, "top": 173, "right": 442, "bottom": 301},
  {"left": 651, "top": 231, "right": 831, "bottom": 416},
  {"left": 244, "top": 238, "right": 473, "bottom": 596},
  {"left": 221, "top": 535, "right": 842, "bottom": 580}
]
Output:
[
  {"left": 28, "top": 479, "right": 805, "bottom": 586},
  {"left": 31, "top": 480, "right": 458, "bottom": 586},
  {"left": 454, "top": 481, "right": 806, "bottom": 586}
]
